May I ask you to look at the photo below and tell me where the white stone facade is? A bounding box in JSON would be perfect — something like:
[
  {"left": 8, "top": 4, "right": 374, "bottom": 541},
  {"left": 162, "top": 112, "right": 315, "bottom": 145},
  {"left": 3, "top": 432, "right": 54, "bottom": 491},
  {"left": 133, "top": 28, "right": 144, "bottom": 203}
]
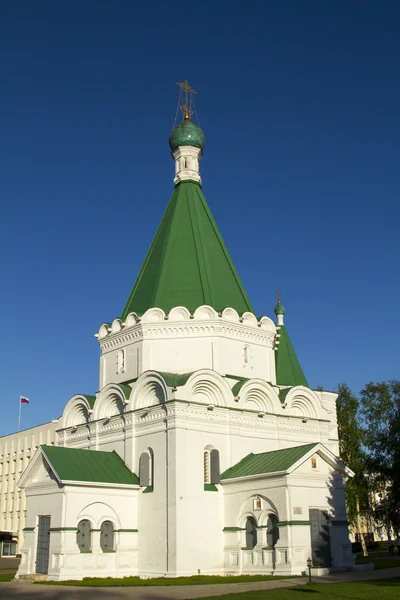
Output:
[{"left": 12, "top": 303, "right": 353, "bottom": 580}]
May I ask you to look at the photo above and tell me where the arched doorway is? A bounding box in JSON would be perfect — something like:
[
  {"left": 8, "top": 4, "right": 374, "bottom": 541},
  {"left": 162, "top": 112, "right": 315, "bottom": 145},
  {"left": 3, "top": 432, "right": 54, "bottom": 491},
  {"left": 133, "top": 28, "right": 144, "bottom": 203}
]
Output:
[{"left": 245, "top": 516, "right": 258, "bottom": 548}]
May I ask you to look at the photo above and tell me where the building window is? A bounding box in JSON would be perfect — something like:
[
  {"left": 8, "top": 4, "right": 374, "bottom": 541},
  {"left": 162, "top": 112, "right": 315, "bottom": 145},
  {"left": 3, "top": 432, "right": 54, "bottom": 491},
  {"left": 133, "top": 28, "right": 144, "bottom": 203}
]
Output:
[
  {"left": 245, "top": 516, "right": 258, "bottom": 548},
  {"left": 204, "top": 448, "right": 220, "bottom": 484},
  {"left": 116, "top": 349, "right": 125, "bottom": 374},
  {"left": 266, "top": 514, "right": 279, "bottom": 547},
  {"left": 311, "top": 457, "right": 317, "bottom": 469},
  {"left": 139, "top": 450, "right": 154, "bottom": 488},
  {"left": 1, "top": 541, "right": 17, "bottom": 557},
  {"left": 100, "top": 521, "right": 115, "bottom": 552},
  {"left": 76, "top": 519, "right": 91, "bottom": 552}
]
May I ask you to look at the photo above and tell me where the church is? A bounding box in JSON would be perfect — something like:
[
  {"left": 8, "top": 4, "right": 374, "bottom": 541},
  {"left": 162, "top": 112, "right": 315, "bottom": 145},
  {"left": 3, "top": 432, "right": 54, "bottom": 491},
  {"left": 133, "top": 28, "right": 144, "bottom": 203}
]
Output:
[{"left": 15, "top": 83, "right": 354, "bottom": 581}]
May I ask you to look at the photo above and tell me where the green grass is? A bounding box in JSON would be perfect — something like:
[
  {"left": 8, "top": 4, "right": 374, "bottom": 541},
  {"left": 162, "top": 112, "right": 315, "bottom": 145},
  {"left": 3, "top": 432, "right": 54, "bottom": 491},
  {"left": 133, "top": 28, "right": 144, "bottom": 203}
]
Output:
[
  {"left": 357, "top": 555, "right": 400, "bottom": 570},
  {"left": 192, "top": 578, "right": 400, "bottom": 599},
  {"left": 0, "top": 572, "right": 16, "bottom": 582},
  {"left": 37, "top": 574, "right": 295, "bottom": 587}
]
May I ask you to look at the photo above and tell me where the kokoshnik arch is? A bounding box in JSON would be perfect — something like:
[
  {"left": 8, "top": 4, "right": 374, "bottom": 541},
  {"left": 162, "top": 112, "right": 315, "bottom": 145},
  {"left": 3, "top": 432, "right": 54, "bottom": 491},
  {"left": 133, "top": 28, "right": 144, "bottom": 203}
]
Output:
[{"left": 5, "top": 81, "right": 354, "bottom": 580}]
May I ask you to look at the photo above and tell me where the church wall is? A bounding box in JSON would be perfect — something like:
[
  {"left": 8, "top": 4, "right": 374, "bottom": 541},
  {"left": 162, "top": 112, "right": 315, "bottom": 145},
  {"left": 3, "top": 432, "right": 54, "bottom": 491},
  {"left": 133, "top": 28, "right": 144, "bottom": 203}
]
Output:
[
  {"left": 169, "top": 418, "right": 226, "bottom": 575},
  {"left": 136, "top": 411, "right": 168, "bottom": 576},
  {"left": 288, "top": 455, "right": 353, "bottom": 569}
]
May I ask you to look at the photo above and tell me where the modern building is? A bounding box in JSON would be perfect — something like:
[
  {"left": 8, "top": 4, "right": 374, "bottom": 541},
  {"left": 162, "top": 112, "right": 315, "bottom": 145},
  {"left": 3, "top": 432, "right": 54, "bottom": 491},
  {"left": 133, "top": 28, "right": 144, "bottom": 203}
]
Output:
[{"left": 8, "top": 85, "right": 354, "bottom": 580}]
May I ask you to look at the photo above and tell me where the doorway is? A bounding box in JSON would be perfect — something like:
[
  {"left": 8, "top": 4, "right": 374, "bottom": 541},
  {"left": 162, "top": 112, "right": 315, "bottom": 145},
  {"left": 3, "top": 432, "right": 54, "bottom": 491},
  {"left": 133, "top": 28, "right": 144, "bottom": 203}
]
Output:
[
  {"left": 309, "top": 509, "right": 331, "bottom": 567},
  {"left": 36, "top": 516, "right": 51, "bottom": 574}
]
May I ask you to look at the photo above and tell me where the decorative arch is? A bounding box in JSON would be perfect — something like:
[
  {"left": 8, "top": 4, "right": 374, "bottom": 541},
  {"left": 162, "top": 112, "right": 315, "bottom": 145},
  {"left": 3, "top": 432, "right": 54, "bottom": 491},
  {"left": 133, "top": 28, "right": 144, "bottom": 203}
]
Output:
[
  {"left": 77, "top": 501, "right": 121, "bottom": 530},
  {"left": 129, "top": 371, "right": 168, "bottom": 411},
  {"left": 92, "top": 383, "right": 127, "bottom": 421},
  {"left": 238, "top": 380, "right": 281, "bottom": 414},
  {"left": 62, "top": 394, "right": 94, "bottom": 429},
  {"left": 238, "top": 494, "right": 279, "bottom": 528},
  {"left": 258, "top": 316, "right": 276, "bottom": 333},
  {"left": 168, "top": 306, "right": 191, "bottom": 321},
  {"left": 221, "top": 308, "right": 240, "bottom": 323},
  {"left": 284, "top": 386, "right": 321, "bottom": 419},
  {"left": 241, "top": 312, "right": 258, "bottom": 327},
  {"left": 141, "top": 308, "right": 166, "bottom": 323},
  {"left": 111, "top": 318, "right": 123, "bottom": 334},
  {"left": 125, "top": 312, "right": 140, "bottom": 327},
  {"left": 186, "top": 370, "right": 232, "bottom": 407},
  {"left": 193, "top": 305, "right": 218, "bottom": 320}
]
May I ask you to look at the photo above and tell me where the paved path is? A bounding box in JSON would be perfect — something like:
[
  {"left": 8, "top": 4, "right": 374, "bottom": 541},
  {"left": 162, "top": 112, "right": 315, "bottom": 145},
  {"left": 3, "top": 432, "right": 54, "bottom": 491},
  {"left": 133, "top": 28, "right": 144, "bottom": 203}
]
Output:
[
  {"left": 0, "top": 578, "right": 305, "bottom": 599},
  {"left": 0, "top": 569, "right": 399, "bottom": 600},
  {"left": 317, "top": 566, "right": 400, "bottom": 583}
]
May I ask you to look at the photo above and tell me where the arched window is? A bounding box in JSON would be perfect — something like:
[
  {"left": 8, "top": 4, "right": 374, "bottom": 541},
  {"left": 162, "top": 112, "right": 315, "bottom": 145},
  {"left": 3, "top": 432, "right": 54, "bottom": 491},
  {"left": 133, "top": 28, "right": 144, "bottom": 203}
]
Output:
[
  {"left": 204, "top": 448, "right": 220, "bottom": 484},
  {"left": 76, "top": 519, "right": 91, "bottom": 552},
  {"left": 139, "top": 450, "right": 154, "bottom": 488},
  {"left": 266, "top": 514, "right": 279, "bottom": 547},
  {"left": 245, "top": 516, "right": 258, "bottom": 548},
  {"left": 100, "top": 520, "right": 115, "bottom": 552}
]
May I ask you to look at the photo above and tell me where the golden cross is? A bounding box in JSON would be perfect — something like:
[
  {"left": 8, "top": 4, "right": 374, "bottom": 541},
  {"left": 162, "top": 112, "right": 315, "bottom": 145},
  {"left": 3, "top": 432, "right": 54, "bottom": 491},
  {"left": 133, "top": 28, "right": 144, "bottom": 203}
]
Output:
[
  {"left": 276, "top": 289, "right": 282, "bottom": 303},
  {"left": 176, "top": 80, "right": 197, "bottom": 121}
]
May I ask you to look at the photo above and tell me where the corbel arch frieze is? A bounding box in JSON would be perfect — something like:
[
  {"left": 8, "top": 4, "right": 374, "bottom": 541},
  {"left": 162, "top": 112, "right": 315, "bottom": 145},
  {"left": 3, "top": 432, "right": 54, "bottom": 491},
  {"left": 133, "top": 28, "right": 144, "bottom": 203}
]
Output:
[
  {"left": 129, "top": 370, "right": 168, "bottom": 411},
  {"left": 284, "top": 386, "right": 321, "bottom": 419},
  {"left": 184, "top": 369, "right": 233, "bottom": 408},
  {"left": 237, "top": 379, "right": 281, "bottom": 414},
  {"left": 92, "top": 383, "right": 128, "bottom": 421},
  {"left": 61, "top": 394, "right": 94, "bottom": 429}
]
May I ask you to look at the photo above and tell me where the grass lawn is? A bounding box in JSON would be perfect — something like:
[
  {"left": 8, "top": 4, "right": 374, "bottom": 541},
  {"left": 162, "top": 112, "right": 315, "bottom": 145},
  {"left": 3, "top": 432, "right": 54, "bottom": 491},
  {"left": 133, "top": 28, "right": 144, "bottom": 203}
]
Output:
[
  {"left": 357, "top": 554, "right": 400, "bottom": 570},
  {"left": 0, "top": 572, "right": 16, "bottom": 582},
  {"left": 192, "top": 578, "right": 400, "bottom": 599},
  {"left": 37, "top": 574, "right": 295, "bottom": 587}
]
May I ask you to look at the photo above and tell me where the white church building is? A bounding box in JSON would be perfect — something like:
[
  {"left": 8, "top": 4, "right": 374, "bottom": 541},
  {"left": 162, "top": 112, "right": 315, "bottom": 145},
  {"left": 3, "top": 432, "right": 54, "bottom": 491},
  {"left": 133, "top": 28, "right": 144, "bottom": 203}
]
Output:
[{"left": 10, "top": 85, "right": 354, "bottom": 580}]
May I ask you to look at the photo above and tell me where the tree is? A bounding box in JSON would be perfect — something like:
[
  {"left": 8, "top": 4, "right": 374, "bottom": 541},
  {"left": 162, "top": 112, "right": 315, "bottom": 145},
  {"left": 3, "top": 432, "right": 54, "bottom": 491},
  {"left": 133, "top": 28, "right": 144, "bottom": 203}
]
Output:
[
  {"left": 336, "top": 383, "right": 370, "bottom": 554},
  {"left": 360, "top": 380, "right": 400, "bottom": 538}
]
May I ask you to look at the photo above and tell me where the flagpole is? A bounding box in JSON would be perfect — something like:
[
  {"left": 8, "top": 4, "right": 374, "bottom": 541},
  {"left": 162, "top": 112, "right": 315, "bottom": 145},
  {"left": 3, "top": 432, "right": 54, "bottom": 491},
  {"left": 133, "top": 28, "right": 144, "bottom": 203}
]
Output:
[{"left": 18, "top": 396, "right": 22, "bottom": 432}]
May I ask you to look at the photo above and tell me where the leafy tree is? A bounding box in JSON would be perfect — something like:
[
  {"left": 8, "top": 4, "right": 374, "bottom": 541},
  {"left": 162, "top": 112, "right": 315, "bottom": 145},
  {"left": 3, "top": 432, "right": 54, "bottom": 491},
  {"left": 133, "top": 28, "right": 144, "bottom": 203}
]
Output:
[
  {"left": 336, "top": 383, "right": 369, "bottom": 553},
  {"left": 360, "top": 380, "right": 400, "bottom": 537}
]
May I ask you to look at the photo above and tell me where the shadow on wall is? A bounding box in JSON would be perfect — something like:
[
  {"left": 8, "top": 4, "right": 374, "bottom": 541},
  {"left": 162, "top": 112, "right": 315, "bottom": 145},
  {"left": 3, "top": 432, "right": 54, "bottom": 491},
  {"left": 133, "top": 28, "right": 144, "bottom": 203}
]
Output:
[{"left": 309, "top": 471, "right": 344, "bottom": 568}]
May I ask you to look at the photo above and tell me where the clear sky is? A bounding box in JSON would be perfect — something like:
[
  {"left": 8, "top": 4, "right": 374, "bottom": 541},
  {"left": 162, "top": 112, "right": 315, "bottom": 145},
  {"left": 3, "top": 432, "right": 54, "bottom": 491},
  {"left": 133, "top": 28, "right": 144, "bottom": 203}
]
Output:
[{"left": 1, "top": 1, "right": 399, "bottom": 436}]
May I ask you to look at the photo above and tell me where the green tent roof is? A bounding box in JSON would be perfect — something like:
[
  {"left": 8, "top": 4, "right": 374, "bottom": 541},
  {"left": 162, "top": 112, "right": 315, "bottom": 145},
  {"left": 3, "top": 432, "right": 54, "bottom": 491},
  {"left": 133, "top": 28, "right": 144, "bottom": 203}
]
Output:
[
  {"left": 41, "top": 445, "right": 139, "bottom": 485},
  {"left": 121, "top": 181, "right": 254, "bottom": 318},
  {"left": 275, "top": 325, "right": 308, "bottom": 387},
  {"left": 220, "top": 443, "right": 318, "bottom": 480}
]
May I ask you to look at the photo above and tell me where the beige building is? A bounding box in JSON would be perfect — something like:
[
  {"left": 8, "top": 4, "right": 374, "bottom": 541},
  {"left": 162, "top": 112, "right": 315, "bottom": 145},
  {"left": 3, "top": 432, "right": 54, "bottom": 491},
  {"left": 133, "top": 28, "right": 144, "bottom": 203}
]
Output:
[{"left": 0, "top": 421, "right": 58, "bottom": 556}]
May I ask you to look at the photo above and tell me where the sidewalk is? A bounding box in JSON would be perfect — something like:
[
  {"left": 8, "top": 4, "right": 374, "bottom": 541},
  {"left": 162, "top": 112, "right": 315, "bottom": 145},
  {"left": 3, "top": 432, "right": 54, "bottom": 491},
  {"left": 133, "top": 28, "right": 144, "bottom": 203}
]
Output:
[{"left": 0, "top": 568, "right": 399, "bottom": 600}]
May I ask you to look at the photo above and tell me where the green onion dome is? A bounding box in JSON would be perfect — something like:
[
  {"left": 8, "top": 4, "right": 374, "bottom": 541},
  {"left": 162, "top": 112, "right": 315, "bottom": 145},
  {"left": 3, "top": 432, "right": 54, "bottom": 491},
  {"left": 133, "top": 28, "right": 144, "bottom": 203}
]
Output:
[
  {"left": 274, "top": 301, "right": 286, "bottom": 316},
  {"left": 169, "top": 121, "right": 205, "bottom": 152}
]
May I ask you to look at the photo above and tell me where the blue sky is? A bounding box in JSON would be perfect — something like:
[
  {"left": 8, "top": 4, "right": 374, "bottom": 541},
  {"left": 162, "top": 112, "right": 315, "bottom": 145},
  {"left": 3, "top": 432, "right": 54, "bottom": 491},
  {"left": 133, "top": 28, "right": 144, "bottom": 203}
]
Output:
[{"left": 1, "top": 1, "right": 399, "bottom": 436}]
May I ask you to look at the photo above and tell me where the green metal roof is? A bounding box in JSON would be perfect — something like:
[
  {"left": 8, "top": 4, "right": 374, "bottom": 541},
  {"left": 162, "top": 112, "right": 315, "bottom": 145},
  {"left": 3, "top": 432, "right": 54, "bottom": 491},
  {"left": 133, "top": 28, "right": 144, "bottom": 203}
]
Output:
[
  {"left": 41, "top": 445, "right": 139, "bottom": 485},
  {"left": 220, "top": 443, "right": 318, "bottom": 480},
  {"left": 275, "top": 326, "right": 308, "bottom": 387},
  {"left": 121, "top": 181, "right": 255, "bottom": 318}
]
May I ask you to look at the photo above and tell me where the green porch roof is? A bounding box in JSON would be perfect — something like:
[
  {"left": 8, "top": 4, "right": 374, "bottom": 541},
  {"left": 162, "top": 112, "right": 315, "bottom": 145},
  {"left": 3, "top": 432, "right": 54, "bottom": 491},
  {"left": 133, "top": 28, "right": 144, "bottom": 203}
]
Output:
[
  {"left": 220, "top": 443, "right": 318, "bottom": 480},
  {"left": 275, "top": 326, "right": 308, "bottom": 387},
  {"left": 41, "top": 445, "right": 139, "bottom": 485},
  {"left": 121, "top": 181, "right": 254, "bottom": 318}
]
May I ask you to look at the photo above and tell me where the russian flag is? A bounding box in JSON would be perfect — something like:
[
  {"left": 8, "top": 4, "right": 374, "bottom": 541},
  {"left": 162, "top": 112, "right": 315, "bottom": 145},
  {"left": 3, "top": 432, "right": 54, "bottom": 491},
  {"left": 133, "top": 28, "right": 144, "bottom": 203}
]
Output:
[{"left": 20, "top": 396, "right": 29, "bottom": 404}]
